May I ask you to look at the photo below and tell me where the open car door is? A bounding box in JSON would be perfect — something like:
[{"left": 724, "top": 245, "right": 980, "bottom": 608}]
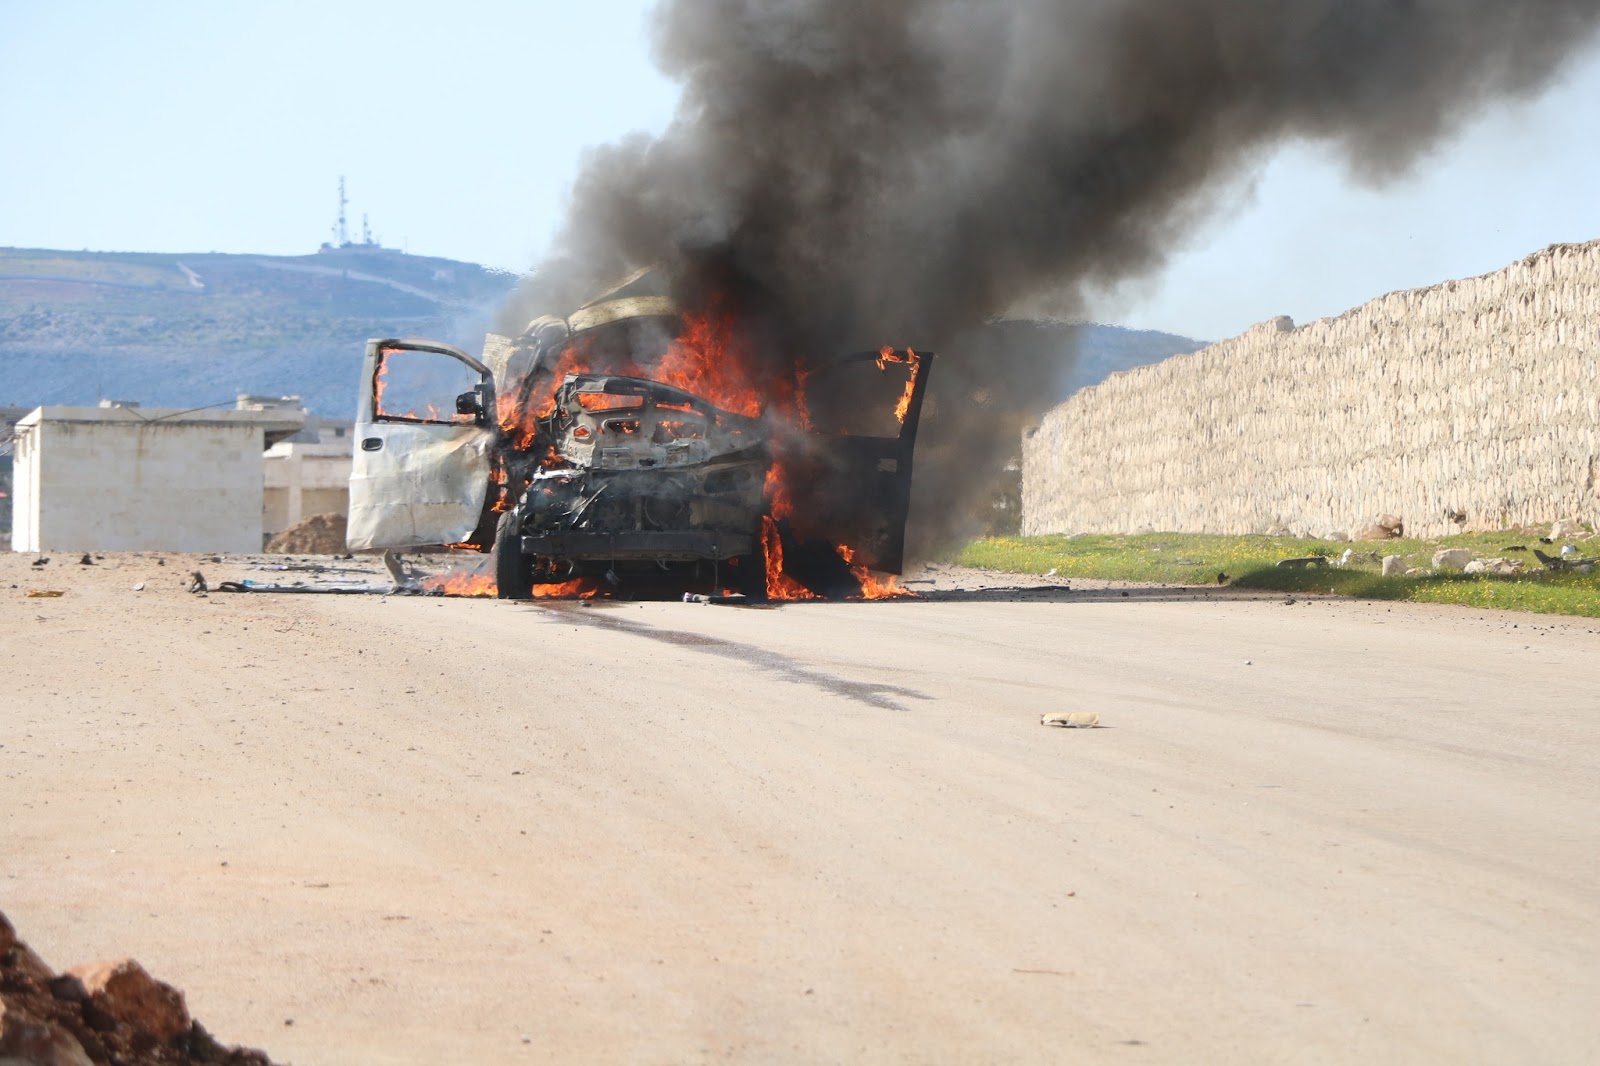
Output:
[
  {"left": 346, "top": 339, "right": 497, "bottom": 551},
  {"left": 794, "top": 349, "right": 933, "bottom": 574}
]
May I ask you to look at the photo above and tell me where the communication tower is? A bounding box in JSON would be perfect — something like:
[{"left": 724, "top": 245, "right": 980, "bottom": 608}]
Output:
[{"left": 332, "top": 176, "right": 350, "bottom": 247}]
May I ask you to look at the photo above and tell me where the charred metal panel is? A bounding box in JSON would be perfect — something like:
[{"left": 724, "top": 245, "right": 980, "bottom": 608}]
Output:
[
  {"left": 796, "top": 350, "right": 933, "bottom": 573},
  {"left": 515, "top": 374, "right": 769, "bottom": 564},
  {"left": 551, "top": 375, "right": 761, "bottom": 471},
  {"left": 521, "top": 529, "right": 756, "bottom": 561}
]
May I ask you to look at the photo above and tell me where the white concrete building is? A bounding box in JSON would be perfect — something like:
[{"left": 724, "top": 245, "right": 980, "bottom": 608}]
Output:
[
  {"left": 10, "top": 402, "right": 304, "bottom": 553},
  {"left": 262, "top": 427, "right": 354, "bottom": 539}
]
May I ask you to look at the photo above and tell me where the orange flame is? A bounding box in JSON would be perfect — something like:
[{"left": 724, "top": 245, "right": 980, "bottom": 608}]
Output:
[
  {"left": 422, "top": 569, "right": 496, "bottom": 597},
  {"left": 762, "top": 516, "right": 819, "bottom": 601},
  {"left": 655, "top": 307, "right": 762, "bottom": 417},
  {"left": 374, "top": 349, "right": 391, "bottom": 414},
  {"left": 836, "top": 542, "right": 917, "bottom": 600},
  {"left": 421, "top": 568, "right": 604, "bottom": 599},
  {"left": 496, "top": 339, "right": 600, "bottom": 451},
  {"left": 533, "top": 579, "right": 601, "bottom": 599},
  {"left": 876, "top": 346, "right": 920, "bottom": 425}
]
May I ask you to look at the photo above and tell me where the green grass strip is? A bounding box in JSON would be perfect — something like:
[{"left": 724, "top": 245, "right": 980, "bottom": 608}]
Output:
[{"left": 954, "top": 532, "right": 1600, "bottom": 618}]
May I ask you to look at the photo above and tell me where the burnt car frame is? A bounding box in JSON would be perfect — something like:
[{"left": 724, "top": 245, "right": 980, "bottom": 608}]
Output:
[{"left": 346, "top": 290, "right": 931, "bottom": 599}]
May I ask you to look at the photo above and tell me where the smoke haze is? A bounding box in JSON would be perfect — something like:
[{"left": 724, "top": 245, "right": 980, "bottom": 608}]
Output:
[{"left": 506, "top": 0, "right": 1600, "bottom": 551}]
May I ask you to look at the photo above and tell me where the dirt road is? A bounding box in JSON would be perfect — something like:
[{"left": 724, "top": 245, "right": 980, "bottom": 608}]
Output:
[{"left": 3, "top": 554, "right": 1597, "bottom": 1064}]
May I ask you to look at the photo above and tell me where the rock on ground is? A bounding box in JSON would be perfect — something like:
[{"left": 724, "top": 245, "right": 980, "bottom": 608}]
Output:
[
  {"left": 1551, "top": 518, "right": 1586, "bottom": 539},
  {"left": 0, "top": 911, "right": 279, "bottom": 1066},
  {"left": 1357, "top": 514, "right": 1406, "bottom": 540}
]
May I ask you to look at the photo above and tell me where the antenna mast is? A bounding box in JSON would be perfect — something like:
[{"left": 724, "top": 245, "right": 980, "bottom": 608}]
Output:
[{"left": 333, "top": 176, "right": 350, "bottom": 247}]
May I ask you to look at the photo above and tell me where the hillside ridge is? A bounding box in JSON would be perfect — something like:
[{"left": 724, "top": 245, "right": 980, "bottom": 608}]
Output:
[{"left": 0, "top": 246, "right": 1201, "bottom": 415}]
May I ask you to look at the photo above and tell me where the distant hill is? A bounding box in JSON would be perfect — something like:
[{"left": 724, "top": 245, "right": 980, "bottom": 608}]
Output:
[
  {"left": 0, "top": 246, "right": 1202, "bottom": 416},
  {"left": 0, "top": 245, "right": 518, "bottom": 415}
]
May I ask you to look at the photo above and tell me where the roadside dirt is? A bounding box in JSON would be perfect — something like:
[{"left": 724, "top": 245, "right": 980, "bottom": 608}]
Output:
[{"left": 2, "top": 551, "right": 1597, "bottom": 1064}]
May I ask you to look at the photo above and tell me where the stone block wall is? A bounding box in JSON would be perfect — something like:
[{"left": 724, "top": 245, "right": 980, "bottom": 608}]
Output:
[{"left": 1022, "top": 241, "right": 1600, "bottom": 539}]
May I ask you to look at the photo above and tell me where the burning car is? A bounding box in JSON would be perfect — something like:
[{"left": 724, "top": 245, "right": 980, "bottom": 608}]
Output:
[{"left": 346, "top": 275, "right": 931, "bottom": 599}]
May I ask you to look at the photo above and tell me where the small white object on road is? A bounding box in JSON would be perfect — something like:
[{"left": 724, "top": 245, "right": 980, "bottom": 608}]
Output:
[{"left": 1041, "top": 712, "right": 1100, "bottom": 728}]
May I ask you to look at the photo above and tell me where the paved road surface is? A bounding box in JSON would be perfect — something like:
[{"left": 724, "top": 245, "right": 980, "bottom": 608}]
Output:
[{"left": 3, "top": 555, "right": 1597, "bottom": 1063}]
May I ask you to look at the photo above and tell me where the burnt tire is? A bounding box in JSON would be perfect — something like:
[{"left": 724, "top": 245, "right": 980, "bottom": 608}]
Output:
[{"left": 492, "top": 509, "right": 532, "bottom": 600}]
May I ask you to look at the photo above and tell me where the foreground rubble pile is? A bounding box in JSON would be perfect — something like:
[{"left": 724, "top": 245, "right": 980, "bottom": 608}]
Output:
[
  {"left": 0, "top": 912, "right": 278, "bottom": 1066},
  {"left": 265, "top": 512, "right": 348, "bottom": 555}
]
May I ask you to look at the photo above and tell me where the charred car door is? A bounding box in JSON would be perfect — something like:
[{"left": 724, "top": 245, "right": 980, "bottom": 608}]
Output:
[
  {"left": 346, "top": 339, "right": 497, "bottom": 550},
  {"left": 793, "top": 349, "right": 933, "bottom": 573}
]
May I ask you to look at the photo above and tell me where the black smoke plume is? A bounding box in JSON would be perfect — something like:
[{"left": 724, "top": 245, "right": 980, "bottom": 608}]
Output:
[{"left": 506, "top": 0, "right": 1600, "bottom": 553}]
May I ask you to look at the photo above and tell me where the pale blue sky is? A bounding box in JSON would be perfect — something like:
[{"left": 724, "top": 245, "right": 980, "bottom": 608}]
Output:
[{"left": 3, "top": 0, "right": 1598, "bottom": 340}]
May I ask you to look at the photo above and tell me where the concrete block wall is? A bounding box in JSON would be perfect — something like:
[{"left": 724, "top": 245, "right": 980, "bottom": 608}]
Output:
[
  {"left": 11, "top": 406, "right": 302, "bottom": 553},
  {"left": 1022, "top": 241, "right": 1600, "bottom": 540}
]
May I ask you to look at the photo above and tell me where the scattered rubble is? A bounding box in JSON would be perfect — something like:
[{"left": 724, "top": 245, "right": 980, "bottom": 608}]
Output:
[
  {"left": 1463, "top": 558, "right": 1523, "bottom": 575},
  {"left": 265, "top": 513, "right": 348, "bottom": 555},
  {"left": 0, "top": 911, "right": 279, "bottom": 1066},
  {"left": 1381, "top": 555, "right": 1405, "bottom": 577},
  {"left": 1533, "top": 548, "right": 1597, "bottom": 573},
  {"left": 1431, "top": 548, "right": 1474, "bottom": 571}
]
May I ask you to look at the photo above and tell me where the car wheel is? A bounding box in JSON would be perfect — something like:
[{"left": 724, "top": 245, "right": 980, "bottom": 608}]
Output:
[{"left": 492, "top": 508, "right": 532, "bottom": 600}]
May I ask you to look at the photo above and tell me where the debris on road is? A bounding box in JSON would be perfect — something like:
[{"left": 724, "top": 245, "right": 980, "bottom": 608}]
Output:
[
  {"left": 213, "top": 582, "right": 392, "bottom": 595},
  {"left": 187, "top": 572, "right": 208, "bottom": 594},
  {"left": 381, "top": 549, "right": 423, "bottom": 593},
  {"left": 24, "top": 590, "right": 64, "bottom": 599},
  {"left": 1041, "top": 712, "right": 1101, "bottom": 728}
]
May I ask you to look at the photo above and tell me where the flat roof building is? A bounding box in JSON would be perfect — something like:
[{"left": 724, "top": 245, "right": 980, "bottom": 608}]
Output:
[{"left": 10, "top": 402, "right": 304, "bottom": 553}]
